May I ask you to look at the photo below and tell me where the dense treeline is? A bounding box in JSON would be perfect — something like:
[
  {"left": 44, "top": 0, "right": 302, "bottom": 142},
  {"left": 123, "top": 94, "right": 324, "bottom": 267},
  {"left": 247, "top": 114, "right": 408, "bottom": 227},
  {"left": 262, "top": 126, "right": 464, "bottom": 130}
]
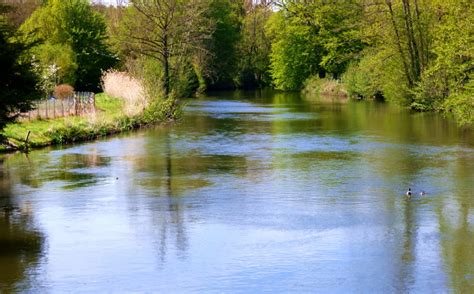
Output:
[
  {"left": 0, "top": 0, "right": 472, "bottom": 128},
  {"left": 0, "top": 2, "right": 39, "bottom": 134}
]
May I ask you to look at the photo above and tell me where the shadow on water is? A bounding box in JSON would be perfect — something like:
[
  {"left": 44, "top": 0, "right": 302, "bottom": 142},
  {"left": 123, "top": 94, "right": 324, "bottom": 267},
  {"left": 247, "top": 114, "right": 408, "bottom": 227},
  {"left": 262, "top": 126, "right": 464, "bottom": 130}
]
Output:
[
  {"left": 155, "top": 131, "right": 188, "bottom": 261},
  {"left": 395, "top": 197, "right": 417, "bottom": 292},
  {"left": 437, "top": 154, "right": 474, "bottom": 292},
  {"left": 0, "top": 157, "right": 44, "bottom": 292},
  {"left": 5, "top": 150, "right": 112, "bottom": 190}
]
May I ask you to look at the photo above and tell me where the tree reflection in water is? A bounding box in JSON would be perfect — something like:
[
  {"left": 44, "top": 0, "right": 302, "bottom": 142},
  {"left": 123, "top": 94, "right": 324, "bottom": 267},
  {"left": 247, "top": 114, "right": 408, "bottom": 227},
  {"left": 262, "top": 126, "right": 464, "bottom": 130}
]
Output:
[
  {"left": 0, "top": 157, "right": 44, "bottom": 292},
  {"left": 158, "top": 131, "right": 188, "bottom": 261},
  {"left": 438, "top": 154, "right": 474, "bottom": 292}
]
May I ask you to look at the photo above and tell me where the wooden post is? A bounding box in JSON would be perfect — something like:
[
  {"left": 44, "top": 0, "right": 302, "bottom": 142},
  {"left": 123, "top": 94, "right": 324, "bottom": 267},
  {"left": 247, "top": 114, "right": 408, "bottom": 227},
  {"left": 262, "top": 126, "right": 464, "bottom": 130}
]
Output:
[
  {"left": 25, "top": 130, "right": 31, "bottom": 153},
  {"left": 75, "top": 92, "right": 78, "bottom": 116}
]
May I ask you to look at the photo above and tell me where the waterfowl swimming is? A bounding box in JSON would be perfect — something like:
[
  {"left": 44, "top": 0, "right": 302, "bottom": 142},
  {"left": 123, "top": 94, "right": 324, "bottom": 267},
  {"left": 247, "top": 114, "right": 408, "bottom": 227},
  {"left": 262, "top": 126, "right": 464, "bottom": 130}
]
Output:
[
  {"left": 406, "top": 188, "right": 412, "bottom": 196},
  {"left": 420, "top": 191, "right": 426, "bottom": 196}
]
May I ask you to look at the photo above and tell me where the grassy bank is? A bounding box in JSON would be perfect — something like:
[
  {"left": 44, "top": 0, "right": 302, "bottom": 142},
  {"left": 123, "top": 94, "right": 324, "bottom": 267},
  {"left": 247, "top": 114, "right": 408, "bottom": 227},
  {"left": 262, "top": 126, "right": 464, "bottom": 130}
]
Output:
[{"left": 0, "top": 93, "right": 153, "bottom": 152}]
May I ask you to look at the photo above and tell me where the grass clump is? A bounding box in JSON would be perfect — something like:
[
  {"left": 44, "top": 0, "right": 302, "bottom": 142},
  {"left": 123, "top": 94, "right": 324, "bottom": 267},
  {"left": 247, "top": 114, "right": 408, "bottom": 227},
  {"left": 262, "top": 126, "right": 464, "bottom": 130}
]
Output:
[
  {"left": 1, "top": 93, "right": 143, "bottom": 150},
  {"left": 302, "top": 76, "right": 348, "bottom": 99}
]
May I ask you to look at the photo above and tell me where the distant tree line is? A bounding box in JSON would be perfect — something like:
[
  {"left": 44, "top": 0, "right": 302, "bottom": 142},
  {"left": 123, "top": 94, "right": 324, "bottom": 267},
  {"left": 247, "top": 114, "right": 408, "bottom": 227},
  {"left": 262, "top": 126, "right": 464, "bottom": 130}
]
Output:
[{"left": 0, "top": 0, "right": 472, "bottom": 130}]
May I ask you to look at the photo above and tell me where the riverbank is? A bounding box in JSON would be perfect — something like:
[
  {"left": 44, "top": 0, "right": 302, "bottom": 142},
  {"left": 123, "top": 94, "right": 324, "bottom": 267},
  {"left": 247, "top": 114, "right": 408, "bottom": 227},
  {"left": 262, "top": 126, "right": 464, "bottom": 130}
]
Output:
[
  {"left": 302, "top": 76, "right": 473, "bottom": 126},
  {"left": 0, "top": 93, "right": 163, "bottom": 153}
]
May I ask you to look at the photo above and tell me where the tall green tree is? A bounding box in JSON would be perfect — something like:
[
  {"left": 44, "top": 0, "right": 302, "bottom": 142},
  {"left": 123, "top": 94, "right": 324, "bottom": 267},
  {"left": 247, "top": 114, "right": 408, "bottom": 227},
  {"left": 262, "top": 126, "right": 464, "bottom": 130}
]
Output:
[
  {"left": 0, "top": 7, "right": 39, "bottom": 135},
  {"left": 267, "top": 0, "right": 364, "bottom": 90},
  {"left": 20, "top": 0, "right": 116, "bottom": 91},
  {"left": 267, "top": 10, "right": 323, "bottom": 90},
  {"left": 119, "top": 0, "right": 212, "bottom": 98},
  {"left": 204, "top": 0, "right": 243, "bottom": 90},
  {"left": 427, "top": 0, "right": 473, "bottom": 124},
  {"left": 238, "top": 3, "right": 272, "bottom": 88}
]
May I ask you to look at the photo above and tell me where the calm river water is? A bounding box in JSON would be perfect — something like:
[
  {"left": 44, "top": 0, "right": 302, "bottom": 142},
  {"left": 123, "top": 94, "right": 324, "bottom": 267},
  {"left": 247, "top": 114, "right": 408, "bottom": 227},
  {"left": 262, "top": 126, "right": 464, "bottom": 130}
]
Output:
[{"left": 1, "top": 90, "right": 473, "bottom": 292}]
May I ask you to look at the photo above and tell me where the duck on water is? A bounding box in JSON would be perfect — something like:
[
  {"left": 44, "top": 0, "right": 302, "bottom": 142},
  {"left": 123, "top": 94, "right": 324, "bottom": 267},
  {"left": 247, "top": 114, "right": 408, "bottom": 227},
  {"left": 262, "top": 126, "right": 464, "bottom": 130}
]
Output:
[{"left": 405, "top": 188, "right": 427, "bottom": 197}]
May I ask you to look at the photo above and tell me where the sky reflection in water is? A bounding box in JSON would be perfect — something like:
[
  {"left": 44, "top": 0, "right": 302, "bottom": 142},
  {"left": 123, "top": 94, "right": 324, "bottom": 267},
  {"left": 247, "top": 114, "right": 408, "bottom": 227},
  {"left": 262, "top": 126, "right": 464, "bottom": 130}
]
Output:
[{"left": 0, "top": 91, "right": 473, "bottom": 292}]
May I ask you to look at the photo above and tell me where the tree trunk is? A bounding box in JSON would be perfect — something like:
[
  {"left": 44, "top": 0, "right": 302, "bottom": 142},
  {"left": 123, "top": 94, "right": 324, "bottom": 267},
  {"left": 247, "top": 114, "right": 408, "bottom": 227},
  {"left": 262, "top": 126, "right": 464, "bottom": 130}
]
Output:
[
  {"left": 401, "top": 0, "right": 421, "bottom": 82},
  {"left": 413, "top": 0, "right": 427, "bottom": 71},
  {"left": 163, "top": 34, "right": 170, "bottom": 98},
  {"left": 386, "top": 0, "right": 413, "bottom": 87}
]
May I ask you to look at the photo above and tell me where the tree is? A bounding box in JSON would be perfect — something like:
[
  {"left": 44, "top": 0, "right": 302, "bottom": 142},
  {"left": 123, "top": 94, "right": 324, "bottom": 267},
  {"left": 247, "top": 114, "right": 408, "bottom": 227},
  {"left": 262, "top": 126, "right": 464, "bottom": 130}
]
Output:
[
  {"left": 267, "top": 0, "right": 364, "bottom": 90},
  {"left": 381, "top": 0, "right": 431, "bottom": 89},
  {"left": 204, "top": 0, "right": 243, "bottom": 90},
  {"left": 238, "top": 3, "right": 272, "bottom": 88},
  {"left": 119, "top": 0, "right": 212, "bottom": 98},
  {"left": 20, "top": 0, "right": 116, "bottom": 91},
  {"left": 0, "top": 8, "right": 38, "bottom": 135},
  {"left": 316, "top": 1, "right": 365, "bottom": 78},
  {"left": 0, "top": 0, "right": 40, "bottom": 28},
  {"left": 31, "top": 43, "right": 78, "bottom": 86},
  {"left": 266, "top": 8, "right": 324, "bottom": 90},
  {"left": 426, "top": 0, "right": 473, "bottom": 123}
]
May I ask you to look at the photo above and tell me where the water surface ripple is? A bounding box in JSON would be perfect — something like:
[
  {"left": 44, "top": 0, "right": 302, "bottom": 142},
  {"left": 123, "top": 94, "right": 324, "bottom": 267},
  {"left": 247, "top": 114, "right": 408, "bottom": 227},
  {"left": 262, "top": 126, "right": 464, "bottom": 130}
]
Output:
[{"left": 1, "top": 91, "right": 473, "bottom": 292}]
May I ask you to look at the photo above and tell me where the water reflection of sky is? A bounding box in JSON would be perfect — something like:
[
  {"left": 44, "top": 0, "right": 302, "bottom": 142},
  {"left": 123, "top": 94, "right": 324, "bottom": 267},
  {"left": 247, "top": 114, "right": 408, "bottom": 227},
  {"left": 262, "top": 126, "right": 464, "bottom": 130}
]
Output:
[{"left": 1, "top": 94, "right": 473, "bottom": 292}]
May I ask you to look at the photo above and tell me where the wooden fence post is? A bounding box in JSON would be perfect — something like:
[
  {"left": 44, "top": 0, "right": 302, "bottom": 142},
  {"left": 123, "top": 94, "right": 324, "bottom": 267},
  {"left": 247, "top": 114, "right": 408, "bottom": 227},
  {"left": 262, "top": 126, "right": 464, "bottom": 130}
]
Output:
[{"left": 25, "top": 130, "right": 31, "bottom": 153}]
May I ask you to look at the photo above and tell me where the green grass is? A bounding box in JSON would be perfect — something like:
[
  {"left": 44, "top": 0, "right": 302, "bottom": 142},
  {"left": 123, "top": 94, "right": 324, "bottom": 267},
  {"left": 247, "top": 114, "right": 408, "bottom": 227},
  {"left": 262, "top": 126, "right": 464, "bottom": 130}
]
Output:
[{"left": 1, "top": 93, "right": 144, "bottom": 152}]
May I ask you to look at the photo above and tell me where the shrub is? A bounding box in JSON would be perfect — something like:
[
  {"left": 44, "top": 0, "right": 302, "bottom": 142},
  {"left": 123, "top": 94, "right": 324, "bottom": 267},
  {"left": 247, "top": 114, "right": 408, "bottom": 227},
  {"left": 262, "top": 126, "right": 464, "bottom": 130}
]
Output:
[
  {"left": 53, "top": 84, "right": 74, "bottom": 99},
  {"left": 303, "top": 76, "right": 347, "bottom": 98},
  {"left": 342, "top": 52, "right": 383, "bottom": 100},
  {"left": 443, "top": 78, "right": 474, "bottom": 126}
]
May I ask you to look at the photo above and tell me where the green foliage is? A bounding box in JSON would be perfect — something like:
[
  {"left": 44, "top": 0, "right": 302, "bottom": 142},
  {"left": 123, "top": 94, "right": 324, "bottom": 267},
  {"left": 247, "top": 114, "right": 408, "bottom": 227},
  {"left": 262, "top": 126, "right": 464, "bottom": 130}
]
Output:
[
  {"left": 237, "top": 5, "right": 272, "bottom": 88},
  {"left": 352, "top": 0, "right": 473, "bottom": 124},
  {"left": 342, "top": 50, "right": 384, "bottom": 100},
  {"left": 443, "top": 78, "right": 474, "bottom": 126},
  {"left": 411, "top": 0, "right": 473, "bottom": 119},
  {"left": 267, "top": 11, "right": 323, "bottom": 90},
  {"left": 267, "top": 1, "right": 364, "bottom": 91},
  {"left": 315, "top": 1, "right": 365, "bottom": 77},
  {"left": 143, "top": 96, "right": 184, "bottom": 124},
  {"left": 205, "top": 0, "right": 243, "bottom": 89},
  {"left": 20, "top": 0, "right": 116, "bottom": 91},
  {"left": 119, "top": 0, "right": 212, "bottom": 98},
  {"left": 31, "top": 43, "right": 77, "bottom": 86},
  {"left": 0, "top": 11, "right": 39, "bottom": 135}
]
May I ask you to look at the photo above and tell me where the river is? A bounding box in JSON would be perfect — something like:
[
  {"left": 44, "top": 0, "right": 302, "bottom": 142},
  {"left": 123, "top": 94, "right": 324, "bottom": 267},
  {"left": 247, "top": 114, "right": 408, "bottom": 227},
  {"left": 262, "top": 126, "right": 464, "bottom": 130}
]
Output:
[{"left": 1, "top": 90, "right": 473, "bottom": 292}]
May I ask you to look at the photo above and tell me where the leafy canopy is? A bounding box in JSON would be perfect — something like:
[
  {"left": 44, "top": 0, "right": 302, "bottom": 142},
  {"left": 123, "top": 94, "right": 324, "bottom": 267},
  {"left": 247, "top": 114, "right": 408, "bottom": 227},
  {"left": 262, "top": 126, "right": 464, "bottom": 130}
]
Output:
[
  {"left": 20, "top": 0, "right": 116, "bottom": 91},
  {"left": 0, "top": 11, "right": 39, "bottom": 134}
]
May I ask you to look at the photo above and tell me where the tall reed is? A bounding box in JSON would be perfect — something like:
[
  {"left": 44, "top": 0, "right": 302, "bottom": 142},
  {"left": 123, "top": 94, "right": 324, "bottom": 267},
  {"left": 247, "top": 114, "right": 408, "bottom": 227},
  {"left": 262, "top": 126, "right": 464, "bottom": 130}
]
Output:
[{"left": 101, "top": 71, "right": 148, "bottom": 116}]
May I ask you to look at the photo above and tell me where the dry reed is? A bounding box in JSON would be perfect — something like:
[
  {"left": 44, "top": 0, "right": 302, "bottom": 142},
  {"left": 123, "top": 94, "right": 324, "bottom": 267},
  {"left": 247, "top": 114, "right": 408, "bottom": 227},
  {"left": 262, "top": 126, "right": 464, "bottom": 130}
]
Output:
[{"left": 101, "top": 70, "right": 148, "bottom": 116}]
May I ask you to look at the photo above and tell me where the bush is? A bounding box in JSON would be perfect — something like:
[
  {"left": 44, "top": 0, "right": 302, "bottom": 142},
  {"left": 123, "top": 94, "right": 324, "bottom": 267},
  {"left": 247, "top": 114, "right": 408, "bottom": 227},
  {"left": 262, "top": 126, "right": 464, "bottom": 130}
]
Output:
[
  {"left": 303, "top": 76, "right": 347, "bottom": 98},
  {"left": 143, "top": 95, "right": 184, "bottom": 124},
  {"left": 342, "top": 52, "right": 383, "bottom": 100},
  {"left": 443, "top": 78, "right": 474, "bottom": 126},
  {"left": 53, "top": 84, "right": 74, "bottom": 99}
]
